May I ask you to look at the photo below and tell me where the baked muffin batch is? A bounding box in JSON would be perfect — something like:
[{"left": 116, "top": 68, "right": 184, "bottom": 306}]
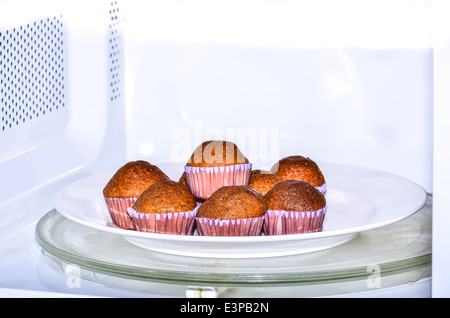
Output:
[{"left": 103, "top": 140, "right": 328, "bottom": 236}]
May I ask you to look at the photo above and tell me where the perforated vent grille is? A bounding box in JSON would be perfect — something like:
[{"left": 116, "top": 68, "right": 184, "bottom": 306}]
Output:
[
  {"left": 0, "top": 17, "right": 64, "bottom": 132},
  {"left": 109, "top": 1, "right": 121, "bottom": 101}
]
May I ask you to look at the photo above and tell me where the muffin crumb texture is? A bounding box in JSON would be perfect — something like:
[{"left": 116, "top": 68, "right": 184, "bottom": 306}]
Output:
[
  {"left": 264, "top": 180, "right": 326, "bottom": 212},
  {"left": 103, "top": 160, "right": 169, "bottom": 198},
  {"left": 186, "top": 140, "right": 249, "bottom": 167},
  {"left": 132, "top": 180, "right": 197, "bottom": 214},
  {"left": 248, "top": 170, "right": 282, "bottom": 195},
  {"left": 197, "top": 186, "right": 267, "bottom": 220},
  {"left": 271, "top": 155, "right": 325, "bottom": 187}
]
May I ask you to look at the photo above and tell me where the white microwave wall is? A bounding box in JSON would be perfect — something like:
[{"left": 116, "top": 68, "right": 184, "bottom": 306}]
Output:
[
  {"left": 123, "top": 0, "right": 433, "bottom": 192},
  {"left": 0, "top": 0, "right": 433, "bottom": 204}
]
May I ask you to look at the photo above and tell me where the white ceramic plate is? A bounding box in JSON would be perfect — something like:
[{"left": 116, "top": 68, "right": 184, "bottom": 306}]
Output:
[{"left": 53, "top": 162, "right": 427, "bottom": 258}]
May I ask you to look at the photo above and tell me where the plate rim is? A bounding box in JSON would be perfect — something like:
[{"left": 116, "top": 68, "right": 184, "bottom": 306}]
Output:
[{"left": 53, "top": 162, "right": 428, "bottom": 245}]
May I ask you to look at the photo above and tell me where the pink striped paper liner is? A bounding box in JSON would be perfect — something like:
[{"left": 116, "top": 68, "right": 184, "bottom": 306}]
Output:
[
  {"left": 317, "top": 182, "right": 327, "bottom": 195},
  {"left": 127, "top": 205, "right": 199, "bottom": 235},
  {"left": 196, "top": 216, "right": 264, "bottom": 236},
  {"left": 104, "top": 197, "right": 137, "bottom": 230},
  {"left": 184, "top": 163, "right": 252, "bottom": 199},
  {"left": 263, "top": 207, "right": 327, "bottom": 235}
]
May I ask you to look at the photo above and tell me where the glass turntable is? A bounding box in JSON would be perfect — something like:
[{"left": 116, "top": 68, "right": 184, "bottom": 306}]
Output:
[{"left": 35, "top": 194, "right": 431, "bottom": 297}]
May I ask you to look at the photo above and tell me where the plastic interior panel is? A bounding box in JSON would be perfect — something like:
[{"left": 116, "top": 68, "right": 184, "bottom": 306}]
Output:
[
  {"left": 0, "top": 17, "right": 65, "bottom": 132},
  {"left": 0, "top": 0, "right": 127, "bottom": 204}
]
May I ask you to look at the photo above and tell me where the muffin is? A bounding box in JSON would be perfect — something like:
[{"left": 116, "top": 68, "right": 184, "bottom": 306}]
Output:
[
  {"left": 270, "top": 155, "right": 327, "bottom": 194},
  {"left": 196, "top": 186, "right": 267, "bottom": 236},
  {"left": 248, "top": 170, "right": 282, "bottom": 195},
  {"left": 103, "top": 160, "right": 170, "bottom": 229},
  {"left": 178, "top": 172, "right": 189, "bottom": 190},
  {"left": 263, "top": 180, "right": 327, "bottom": 235},
  {"left": 127, "top": 180, "right": 199, "bottom": 235},
  {"left": 184, "top": 140, "right": 252, "bottom": 199},
  {"left": 179, "top": 171, "right": 205, "bottom": 204}
]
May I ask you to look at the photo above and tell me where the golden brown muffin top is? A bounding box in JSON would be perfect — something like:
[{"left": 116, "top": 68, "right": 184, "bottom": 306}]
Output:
[
  {"left": 270, "top": 155, "right": 325, "bottom": 187},
  {"left": 264, "top": 180, "right": 326, "bottom": 212},
  {"left": 197, "top": 186, "right": 267, "bottom": 220},
  {"left": 186, "top": 140, "right": 249, "bottom": 167},
  {"left": 132, "top": 180, "right": 197, "bottom": 214},
  {"left": 248, "top": 170, "right": 282, "bottom": 196},
  {"left": 103, "top": 160, "right": 170, "bottom": 198},
  {"left": 178, "top": 172, "right": 189, "bottom": 189}
]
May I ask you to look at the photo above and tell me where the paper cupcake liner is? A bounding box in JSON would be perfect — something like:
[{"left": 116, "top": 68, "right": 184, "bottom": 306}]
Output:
[
  {"left": 104, "top": 197, "right": 137, "bottom": 230},
  {"left": 317, "top": 182, "right": 327, "bottom": 195},
  {"left": 196, "top": 216, "right": 264, "bottom": 236},
  {"left": 128, "top": 205, "right": 199, "bottom": 235},
  {"left": 263, "top": 207, "right": 327, "bottom": 235},
  {"left": 184, "top": 163, "right": 252, "bottom": 199}
]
